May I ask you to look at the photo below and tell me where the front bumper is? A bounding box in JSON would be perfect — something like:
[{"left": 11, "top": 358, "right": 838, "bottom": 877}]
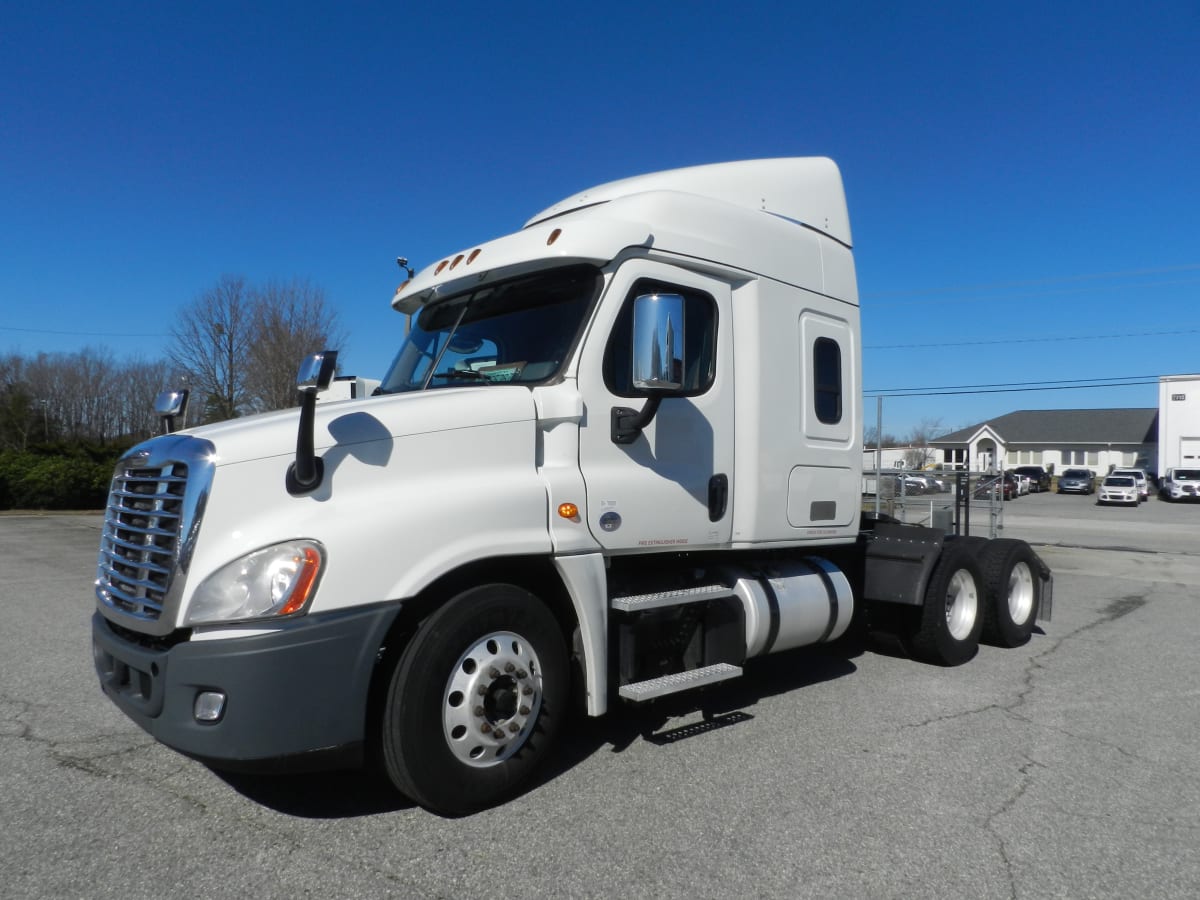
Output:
[{"left": 92, "top": 604, "right": 399, "bottom": 768}]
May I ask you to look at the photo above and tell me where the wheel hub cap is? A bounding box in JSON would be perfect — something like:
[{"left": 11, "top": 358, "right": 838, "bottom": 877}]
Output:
[{"left": 443, "top": 631, "right": 543, "bottom": 767}]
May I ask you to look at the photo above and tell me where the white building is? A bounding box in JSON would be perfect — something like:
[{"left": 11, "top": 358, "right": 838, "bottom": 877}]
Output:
[
  {"left": 929, "top": 408, "right": 1158, "bottom": 476},
  {"left": 1159, "top": 374, "right": 1200, "bottom": 474}
]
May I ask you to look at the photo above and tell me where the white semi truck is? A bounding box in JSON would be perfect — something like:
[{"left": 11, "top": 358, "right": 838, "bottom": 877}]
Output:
[{"left": 92, "top": 158, "right": 1051, "bottom": 815}]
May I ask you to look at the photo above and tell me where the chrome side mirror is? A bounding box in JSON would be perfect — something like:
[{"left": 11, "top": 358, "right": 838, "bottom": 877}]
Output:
[
  {"left": 612, "top": 293, "right": 687, "bottom": 444},
  {"left": 297, "top": 351, "right": 338, "bottom": 394},
  {"left": 632, "top": 293, "right": 686, "bottom": 392},
  {"left": 153, "top": 389, "right": 189, "bottom": 433}
]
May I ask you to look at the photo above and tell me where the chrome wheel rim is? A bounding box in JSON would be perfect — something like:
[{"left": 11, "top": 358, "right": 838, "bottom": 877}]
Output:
[
  {"left": 1007, "top": 561, "right": 1035, "bottom": 624},
  {"left": 945, "top": 569, "right": 979, "bottom": 641},
  {"left": 443, "top": 631, "right": 543, "bottom": 768}
]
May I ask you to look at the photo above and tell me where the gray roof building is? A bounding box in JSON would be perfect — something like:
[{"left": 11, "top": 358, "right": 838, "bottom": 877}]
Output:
[
  {"left": 928, "top": 408, "right": 1158, "bottom": 474},
  {"left": 932, "top": 409, "right": 1158, "bottom": 446}
]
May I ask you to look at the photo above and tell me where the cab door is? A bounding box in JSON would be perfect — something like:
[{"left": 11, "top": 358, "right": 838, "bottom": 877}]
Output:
[{"left": 576, "top": 260, "right": 734, "bottom": 552}]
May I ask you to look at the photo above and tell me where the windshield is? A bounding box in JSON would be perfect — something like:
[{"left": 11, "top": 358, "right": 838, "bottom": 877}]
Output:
[
  {"left": 378, "top": 264, "right": 602, "bottom": 394},
  {"left": 1173, "top": 469, "right": 1200, "bottom": 480}
]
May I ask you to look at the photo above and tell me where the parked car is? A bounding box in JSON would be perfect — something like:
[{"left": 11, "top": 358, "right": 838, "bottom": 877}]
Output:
[
  {"left": 1012, "top": 465, "right": 1051, "bottom": 493},
  {"left": 1057, "top": 468, "right": 1095, "bottom": 494},
  {"left": 1097, "top": 474, "right": 1139, "bottom": 506},
  {"left": 898, "top": 473, "right": 932, "bottom": 495},
  {"left": 876, "top": 473, "right": 929, "bottom": 497},
  {"left": 1110, "top": 467, "right": 1150, "bottom": 501},
  {"left": 1010, "top": 472, "right": 1031, "bottom": 496},
  {"left": 912, "top": 472, "right": 950, "bottom": 493},
  {"left": 1160, "top": 467, "right": 1200, "bottom": 501},
  {"left": 974, "top": 473, "right": 1017, "bottom": 500}
]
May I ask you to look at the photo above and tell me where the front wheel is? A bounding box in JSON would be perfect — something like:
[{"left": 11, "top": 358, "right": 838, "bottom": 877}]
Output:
[
  {"left": 381, "top": 584, "right": 568, "bottom": 815},
  {"left": 910, "top": 544, "right": 984, "bottom": 666}
]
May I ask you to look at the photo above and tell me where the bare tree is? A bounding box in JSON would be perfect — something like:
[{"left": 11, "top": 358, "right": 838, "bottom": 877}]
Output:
[
  {"left": 117, "top": 357, "right": 179, "bottom": 439},
  {"left": 244, "top": 278, "right": 347, "bottom": 413},
  {"left": 863, "top": 424, "right": 899, "bottom": 449},
  {"left": 903, "top": 417, "right": 944, "bottom": 469},
  {"left": 169, "top": 275, "right": 256, "bottom": 422},
  {"left": 0, "top": 353, "right": 37, "bottom": 450}
]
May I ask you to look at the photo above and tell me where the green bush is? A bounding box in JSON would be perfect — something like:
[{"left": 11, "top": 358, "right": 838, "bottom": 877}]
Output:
[{"left": 0, "top": 445, "right": 126, "bottom": 510}]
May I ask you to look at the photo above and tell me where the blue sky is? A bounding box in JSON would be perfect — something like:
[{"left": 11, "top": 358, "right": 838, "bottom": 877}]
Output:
[{"left": 2, "top": 1, "right": 1197, "bottom": 437}]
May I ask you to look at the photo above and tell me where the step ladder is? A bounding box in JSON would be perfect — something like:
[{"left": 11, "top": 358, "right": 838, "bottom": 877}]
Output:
[{"left": 612, "top": 584, "right": 743, "bottom": 701}]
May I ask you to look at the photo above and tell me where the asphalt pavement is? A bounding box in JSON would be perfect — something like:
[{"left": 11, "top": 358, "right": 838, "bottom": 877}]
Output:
[{"left": 2, "top": 510, "right": 1198, "bottom": 899}]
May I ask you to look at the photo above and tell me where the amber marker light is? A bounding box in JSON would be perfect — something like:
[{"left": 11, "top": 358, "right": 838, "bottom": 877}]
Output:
[
  {"left": 278, "top": 546, "right": 322, "bottom": 615},
  {"left": 467, "top": 248, "right": 481, "bottom": 264},
  {"left": 557, "top": 502, "right": 579, "bottom": 520},
  {"left": 547, "top": 228, "right": 562, "bottom": 245}
]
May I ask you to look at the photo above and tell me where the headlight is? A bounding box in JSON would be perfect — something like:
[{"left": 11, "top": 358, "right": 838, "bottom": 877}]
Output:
[{"left": 185, "top": 541, "right": 324, "bottom": 625}]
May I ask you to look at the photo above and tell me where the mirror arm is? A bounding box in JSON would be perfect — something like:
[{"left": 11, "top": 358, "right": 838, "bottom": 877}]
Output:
[
  {"left": 287, "top": 390, "right": 324, "bottom": 493},
  {"left": 610, "top": 395, "right": 662, "bottom": 444},
  {"left": 287, "top": 350, "right": 337, "bottom": 495}
]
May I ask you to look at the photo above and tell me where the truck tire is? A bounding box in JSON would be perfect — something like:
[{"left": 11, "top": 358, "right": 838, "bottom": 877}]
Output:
[
  {"left": 977, "top": 539, "right": 1040, "bottom": 648},
  {"left": 910, "top": 544, "right": 983, "bottom": 666},
  {"left": 381, "top": 583, "right": 568, "bottom": 815}
]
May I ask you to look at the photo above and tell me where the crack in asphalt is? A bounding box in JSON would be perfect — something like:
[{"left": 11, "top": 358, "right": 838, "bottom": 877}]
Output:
[{"left": 899, "top": 582, "right": 1158, "bottom": 899}]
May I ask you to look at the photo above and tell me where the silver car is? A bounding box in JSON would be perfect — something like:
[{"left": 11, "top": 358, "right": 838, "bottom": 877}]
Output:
[
  {"left": 1111, "top": 467, "right": 1150, "bottom": 500},
  {"left": 1057, "top": 469, "right": 1095, "bottom": 494},
  {"left": 1098, "top": 475, "right": 1139, "bottom": 506}
]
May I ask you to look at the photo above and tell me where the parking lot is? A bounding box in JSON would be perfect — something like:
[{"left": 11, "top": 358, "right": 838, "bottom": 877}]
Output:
[{"left": 3, "top": 511, "right": 1199, "bottom": 898}]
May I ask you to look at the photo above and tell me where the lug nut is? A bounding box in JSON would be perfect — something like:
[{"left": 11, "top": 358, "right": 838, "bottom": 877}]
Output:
[
  {"left": 508, "top": 722, "right": 520, "bottom": 733},
  {"left": 478, "top": 685, "right": 488, "bottom": 695},
  {"left": 516, "top": 669, "right": 528, "bottom": 679},
  {"left": 504, "top": 662, "right": 515, "bottom": 673},
  {"left": 519, "top": 705, "right": 530, "bottom": 715},
  {"left": 480, "top": 723, "right": 491, "bottom": 733},
  {"left": 522, "top": 686, "right": 533, "bottom": 696},
  {"left": 474, "top": 706, "right": 486, "bottom": 717},
  {"left": 489, "top": 667, "right": 501, "bottom": 679}
]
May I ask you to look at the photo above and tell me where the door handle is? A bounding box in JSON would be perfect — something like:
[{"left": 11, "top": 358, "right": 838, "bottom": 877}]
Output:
[{"left": 708, "top": 474, "right": 728, "bottom": 521}]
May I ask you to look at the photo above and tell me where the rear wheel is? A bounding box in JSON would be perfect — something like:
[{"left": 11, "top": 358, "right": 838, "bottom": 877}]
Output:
[
  {"left": 381, "top": 584, "right": 568, "bottom": 815},
  {"left": 977, "top": 539, "right": 1040, "bottom": 647},
  {"left": 910, "top": 544, "right": 983, "bottom": 666}
]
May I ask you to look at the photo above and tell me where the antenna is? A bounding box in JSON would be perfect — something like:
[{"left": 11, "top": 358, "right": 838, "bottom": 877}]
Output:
[{"left": 396, "top": 257, "right": 415, "bottom": 279}]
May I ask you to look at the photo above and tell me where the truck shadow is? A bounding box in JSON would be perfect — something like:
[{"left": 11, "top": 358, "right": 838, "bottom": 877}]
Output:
[{"left": 213, "top": 642, "right": 861, "bottom": 820}]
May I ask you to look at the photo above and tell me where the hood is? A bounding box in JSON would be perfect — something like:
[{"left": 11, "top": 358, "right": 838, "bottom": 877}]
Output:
[{"left": 168, "top": 387, "right": 538, "bottom": 468}]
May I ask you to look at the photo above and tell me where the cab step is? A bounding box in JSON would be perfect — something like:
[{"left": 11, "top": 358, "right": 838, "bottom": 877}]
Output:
[
  {"left": 611, "top": 584, "right": 732, "bottom": 613},
  {"left": 618, "top": 662, "right": 743, "bottom": 702}
]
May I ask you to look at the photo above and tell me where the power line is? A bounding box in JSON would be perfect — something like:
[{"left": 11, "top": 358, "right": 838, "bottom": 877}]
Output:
[
  {"left": 865, "top": 376, "right": 1160, "bottom": 398},
  {"left": 866, "top": 327, "right": 1200, "bottom": 350},
  {"left": 863, "top": 263, "right": 1200, "bottom": 299},
  {"left": 0, "top": 324, "right": 169, "bottom": 338}
]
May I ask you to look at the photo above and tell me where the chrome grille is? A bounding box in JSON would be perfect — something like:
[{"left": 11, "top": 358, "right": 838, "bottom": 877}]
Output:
[{"left": 96, "top": 462, "right": 189, "bottom": 621}]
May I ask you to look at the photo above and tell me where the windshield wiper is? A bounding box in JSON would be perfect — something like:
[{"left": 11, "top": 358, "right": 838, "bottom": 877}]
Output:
[{"left": 438, "top": 369, "right": 489, "bottom": 381}]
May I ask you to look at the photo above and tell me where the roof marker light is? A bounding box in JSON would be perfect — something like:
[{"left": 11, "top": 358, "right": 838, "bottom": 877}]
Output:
[{"left": 547, "top": 229, "right": 562, "bottom": 246}]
